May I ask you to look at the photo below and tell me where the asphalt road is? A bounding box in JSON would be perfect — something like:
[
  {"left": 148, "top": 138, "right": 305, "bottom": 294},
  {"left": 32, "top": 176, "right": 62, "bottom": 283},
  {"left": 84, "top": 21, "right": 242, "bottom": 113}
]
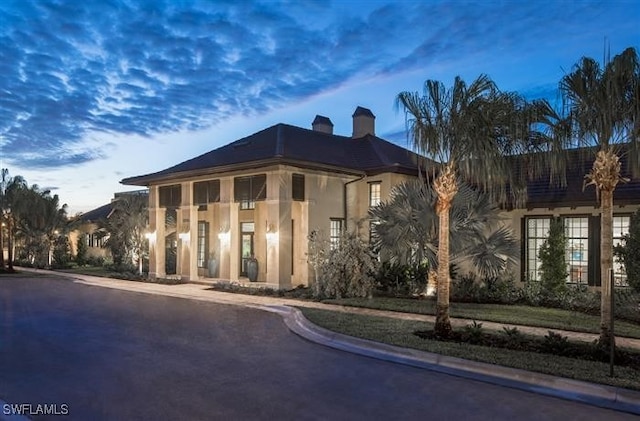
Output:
[{"left": 0, "top": 275, "right": 636, "bottom": 421}]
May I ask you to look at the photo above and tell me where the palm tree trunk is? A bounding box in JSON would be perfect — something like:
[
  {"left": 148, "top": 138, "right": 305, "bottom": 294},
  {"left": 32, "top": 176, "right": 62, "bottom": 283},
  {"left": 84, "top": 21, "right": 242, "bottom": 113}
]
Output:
[
  {"left": 433, "top": 163, "right": 458, "bottom": 337},
  {"left": 7, "top": 216, "right": 14, "bottom": 271},
  {"left": 599, "top": 188, "right": 615, "bottom": 348},
  {"left": 0, "top": 218, "right": 4, "bottom": 268}
]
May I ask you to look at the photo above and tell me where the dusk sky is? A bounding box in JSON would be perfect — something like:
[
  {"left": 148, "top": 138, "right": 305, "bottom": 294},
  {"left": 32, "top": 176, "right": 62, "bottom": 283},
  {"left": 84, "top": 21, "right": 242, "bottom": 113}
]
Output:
[{"left": 1, "top": 0, "right": 638, "bottom": 215}]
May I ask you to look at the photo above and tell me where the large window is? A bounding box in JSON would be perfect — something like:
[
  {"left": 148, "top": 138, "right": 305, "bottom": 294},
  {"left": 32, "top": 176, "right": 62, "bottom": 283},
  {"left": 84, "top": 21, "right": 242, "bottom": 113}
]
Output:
[
  {"left": 159, "top": 184, "right": 181, "bottom": 208},
  {"left": 613, "top": 215, "right": 631, "bottom": 286},
  {"left": 194, "top": 180, "right": 220, "bottom": 205},
  {"left": 197, "top": 221, "right": 209, "bottom": 268},
  {"left": 330, "top": 218, "right": 344, "bottom": 249},
  {"left": 292, "top": 174, "right": 305, "bottom": 201},
  {"left": 234, "top": 175, "right": 266, "bottom": 209},
  {"left": 565, "top": 217, "right": 589, "bottom": 284},
  {"left": 369, "top": 182, "right": 381, "bottom": 207},
  {"left": 525, "top": 217, "right": 551, "bottom": 281}
]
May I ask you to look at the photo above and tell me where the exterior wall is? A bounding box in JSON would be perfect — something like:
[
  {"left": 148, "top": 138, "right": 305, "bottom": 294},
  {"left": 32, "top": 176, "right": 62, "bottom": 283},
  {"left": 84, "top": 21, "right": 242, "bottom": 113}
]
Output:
[
  {"left": 504, "top": 203, "right": 640, "bottom": 287},
  {"left": 144, "top": 163, "right": 416, "bottom": 288},
  {"left": 67, "top": 222, "right": 110, "bottom": 260}
]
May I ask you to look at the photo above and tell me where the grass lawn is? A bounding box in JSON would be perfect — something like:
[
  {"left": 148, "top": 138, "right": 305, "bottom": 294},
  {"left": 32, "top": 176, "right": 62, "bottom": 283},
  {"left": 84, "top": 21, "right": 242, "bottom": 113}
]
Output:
[
  {"left": 323, "top": 296, "right": 640, "bottom": 339},
  {"left": 299, "top": 307, "right": 640, "bottom": 390}
]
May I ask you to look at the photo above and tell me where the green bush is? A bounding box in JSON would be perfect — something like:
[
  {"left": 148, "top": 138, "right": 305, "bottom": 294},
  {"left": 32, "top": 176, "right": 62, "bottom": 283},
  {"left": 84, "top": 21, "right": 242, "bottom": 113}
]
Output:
[
  {"left": 614, "top": 210, "right": 640, "bottom": 292},
  {"left": 310, "top": 230, "right": 377, "bottom": 299},
  {"left": 75, "top": 234, "right": 88, "bottom": 266},
  {"left": 450, "top": 273, "right": 520, "bottom": 304},
  {"left": 375, "top": 262, "right": 429, "bottom": 297},
  {"left": 538, "top": 217, "right": 568, "bottom": 294}
]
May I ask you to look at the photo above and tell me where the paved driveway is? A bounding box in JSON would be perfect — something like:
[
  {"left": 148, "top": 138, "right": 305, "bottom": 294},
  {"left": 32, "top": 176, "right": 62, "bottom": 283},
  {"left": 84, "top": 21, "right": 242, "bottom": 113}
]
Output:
[{"left": 0, "top": 275, "right": 635, "bottom": 420}]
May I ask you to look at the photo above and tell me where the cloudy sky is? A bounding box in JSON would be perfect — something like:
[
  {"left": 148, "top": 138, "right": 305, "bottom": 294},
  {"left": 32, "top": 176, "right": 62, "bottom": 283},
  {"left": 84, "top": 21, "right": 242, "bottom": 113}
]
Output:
[{"left": 1, "top": 0, "right": 638, "bottom": 214}]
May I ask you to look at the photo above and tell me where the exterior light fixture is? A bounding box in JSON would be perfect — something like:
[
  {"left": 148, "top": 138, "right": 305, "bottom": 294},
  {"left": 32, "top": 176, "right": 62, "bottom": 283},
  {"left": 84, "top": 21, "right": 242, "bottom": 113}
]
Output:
[{"left": 145, "top": 231, "right": 157, "bottom": 244}]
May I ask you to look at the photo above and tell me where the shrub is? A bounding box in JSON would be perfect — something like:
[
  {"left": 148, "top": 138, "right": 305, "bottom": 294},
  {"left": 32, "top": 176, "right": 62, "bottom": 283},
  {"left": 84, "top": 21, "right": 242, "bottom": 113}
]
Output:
[
  {"left": 375, "top": 261, "right": 429, "bottom": 297},
  {"left": 461, "top": 321, "right": 485, "bottom": 344},
  {"left": 451, "top": 273, "right": 520, "bottom": 304},
  {"left": 86, "top": 255, "right": 105, "bottom": 267},
  {"left": 541, "top": 331, "right": 570, "bottom": 356},
  {"left": 538, "top": 217, "right": 568, "bottom": 295},
  {"left": 75, "top": 234, "right": 88, "bottom": 266},
  {"left": 500, "top": 327, "right": 527, "bottom": 350},
  {"left": 310, "top": 230, "right": 377, "bottom": 299},
  {"left": 614, "top": 210, "right": 640, "bottom": 292},
  {"left": 51, "top": 236, "right": 72, "bottom": 269}
]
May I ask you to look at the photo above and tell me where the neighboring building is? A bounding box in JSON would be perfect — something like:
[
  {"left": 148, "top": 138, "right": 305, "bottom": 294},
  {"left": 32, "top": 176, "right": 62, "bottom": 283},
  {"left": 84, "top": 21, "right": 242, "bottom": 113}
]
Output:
[
  {"left": 122, "top": 107, "right": 424, "bottom": 287},
  {"left": 68, "top": 190, "right": 149, "bottom": 261},
  {"left": 122, "top": 107, "right": 640, "bottom": 289}
]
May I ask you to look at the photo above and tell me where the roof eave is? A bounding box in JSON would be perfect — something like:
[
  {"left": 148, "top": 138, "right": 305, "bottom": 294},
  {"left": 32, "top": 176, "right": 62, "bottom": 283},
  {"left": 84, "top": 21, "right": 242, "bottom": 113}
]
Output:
[{"left": 121, "top": 157, "right": 366, "bottom": 186}]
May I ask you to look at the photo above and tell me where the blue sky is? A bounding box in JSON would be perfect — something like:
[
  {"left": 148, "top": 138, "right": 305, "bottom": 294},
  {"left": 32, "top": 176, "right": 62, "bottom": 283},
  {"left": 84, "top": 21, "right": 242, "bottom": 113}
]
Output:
[{"left": 1, "top": 0, "right": 638, "bottom": 214}]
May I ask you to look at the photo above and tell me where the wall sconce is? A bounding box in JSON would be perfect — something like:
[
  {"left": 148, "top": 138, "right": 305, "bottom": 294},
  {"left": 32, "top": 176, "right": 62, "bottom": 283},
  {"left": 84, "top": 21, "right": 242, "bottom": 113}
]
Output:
[
  {"left": 218, "top": 227, "right": 230, "bottom": 245},
  {"left": 145, "top": 231, "right": 157, "bottom": 245},
  {"left": 179, "top": 232, "right": 190, "bottom": 243},
  {"left": 266, "top": 223, "right": 277, "bottom": 243}
]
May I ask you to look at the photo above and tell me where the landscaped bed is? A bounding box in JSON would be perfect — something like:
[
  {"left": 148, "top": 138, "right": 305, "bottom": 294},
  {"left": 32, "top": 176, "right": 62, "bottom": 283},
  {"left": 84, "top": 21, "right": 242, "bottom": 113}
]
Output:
[{"left": 298, "top": 307, "right": 640, "bottom": 390}]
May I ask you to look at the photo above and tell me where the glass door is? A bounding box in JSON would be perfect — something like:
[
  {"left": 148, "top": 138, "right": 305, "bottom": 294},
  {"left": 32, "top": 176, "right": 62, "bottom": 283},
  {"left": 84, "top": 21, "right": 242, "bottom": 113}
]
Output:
[{"left": 240, "top": 222, "right": 255, "bottom": 276}]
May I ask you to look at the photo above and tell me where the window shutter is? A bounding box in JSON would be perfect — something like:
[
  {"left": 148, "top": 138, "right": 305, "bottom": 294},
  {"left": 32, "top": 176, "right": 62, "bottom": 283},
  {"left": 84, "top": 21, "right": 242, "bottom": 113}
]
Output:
[{"left": 292, "top": 174, "right": 304, "bottom": 201}]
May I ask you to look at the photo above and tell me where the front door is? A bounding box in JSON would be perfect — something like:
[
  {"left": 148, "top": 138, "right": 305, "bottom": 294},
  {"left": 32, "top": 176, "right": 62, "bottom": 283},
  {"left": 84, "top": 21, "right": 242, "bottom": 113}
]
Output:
[{"left": 240, "top": 222, "right": 255, "bottom": 277}]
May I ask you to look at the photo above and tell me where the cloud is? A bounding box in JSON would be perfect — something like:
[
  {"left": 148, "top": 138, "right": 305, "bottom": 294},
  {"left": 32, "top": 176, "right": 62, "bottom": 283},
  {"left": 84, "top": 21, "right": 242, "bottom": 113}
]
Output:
[{"left": 0, "top": 0, "right": 637, "bottom": 170}]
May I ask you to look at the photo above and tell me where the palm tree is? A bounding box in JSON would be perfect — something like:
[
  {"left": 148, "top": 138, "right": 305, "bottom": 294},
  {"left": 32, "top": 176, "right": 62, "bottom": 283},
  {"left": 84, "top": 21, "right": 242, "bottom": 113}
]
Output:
[
  {"left": 559, "top": 47, "right": 640, "bottom": 348},
  {"left": 1, "top": 171, "right": 28, "bottom": 271},
  {"left": 396, "top": 75, "right": 545, "bottom": 336},
  {"left": 98, "top": 193, "right": 149, "bottom": 274},
  {"left": 370, "top": 180, "right": 519, "bottom": 294}
]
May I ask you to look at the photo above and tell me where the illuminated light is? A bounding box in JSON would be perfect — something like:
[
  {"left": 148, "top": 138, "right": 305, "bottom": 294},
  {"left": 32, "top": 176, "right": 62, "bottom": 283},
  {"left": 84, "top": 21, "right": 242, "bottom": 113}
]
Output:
[
  {"left": 178, "top": 231, "right": 191, "bottom": 242},
  {"left": 145, "top": 231, "right": 157, "bottom": 244}
]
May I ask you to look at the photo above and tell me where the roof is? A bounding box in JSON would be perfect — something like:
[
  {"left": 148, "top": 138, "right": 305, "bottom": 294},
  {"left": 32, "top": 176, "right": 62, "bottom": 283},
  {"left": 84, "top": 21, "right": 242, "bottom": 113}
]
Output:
[
  {"left": 122, "top": 123, "right": 425, "bottom": 186},
  {"left": 353, "top": 106, "right": 375, "bottom": 118},
  {"left": 74, "top": 203, "right": 113, "bottom": 223},
  {"left": 516, "top": 147, "right": 640, "bottom": 209},
  {"left": 312, "top": 115, "right": 333, "bottom": 126}
]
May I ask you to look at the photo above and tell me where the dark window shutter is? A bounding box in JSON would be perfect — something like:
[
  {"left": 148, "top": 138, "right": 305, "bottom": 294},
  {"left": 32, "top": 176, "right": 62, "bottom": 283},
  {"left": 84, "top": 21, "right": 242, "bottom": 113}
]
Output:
[
  {"left": 292, "top": 174, "right": 305, "bottom": 201},
  {"left": 159, "top": 185, "right": 181, "bottom": 207},
  {"left": 194, "top": 182, "right": 208, "bottom": 205},
  {"left": 234, "top": 177, "right": 250, "bottom": 202},
  {"left": 209, "top": 180, "right": 220, "bottom": 203},
  {"left": 253, "top": 174, "right": 266, "bottom": 201}
]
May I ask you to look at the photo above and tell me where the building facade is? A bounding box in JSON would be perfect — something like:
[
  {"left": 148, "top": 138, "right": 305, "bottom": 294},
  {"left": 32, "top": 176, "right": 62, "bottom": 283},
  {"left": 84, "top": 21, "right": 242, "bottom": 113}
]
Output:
[
  {"left": 122, "top": 107, "right": 421, "bottom": 288},
  {"left": 122, "top": 108, "right": 640, "bottom": 289}
]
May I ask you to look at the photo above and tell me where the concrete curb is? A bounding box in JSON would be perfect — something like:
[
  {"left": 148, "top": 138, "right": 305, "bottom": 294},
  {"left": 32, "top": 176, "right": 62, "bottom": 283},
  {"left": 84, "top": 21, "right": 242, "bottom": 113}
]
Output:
[
  {"left": 262, "top": 305, "right": 640, "bottom": 416},
  {"left": 9, "top": 268, "right": 640, "bottom": 415}
]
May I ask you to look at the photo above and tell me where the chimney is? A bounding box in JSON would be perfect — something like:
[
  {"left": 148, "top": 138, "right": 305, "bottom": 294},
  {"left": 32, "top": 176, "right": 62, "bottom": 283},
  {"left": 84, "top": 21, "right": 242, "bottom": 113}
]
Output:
[
  {"left": 312, "top": 115, "right": 334, "bottom": 134},
  {"left": 352, "top": 106, "right": 375, "bottom": 138}
]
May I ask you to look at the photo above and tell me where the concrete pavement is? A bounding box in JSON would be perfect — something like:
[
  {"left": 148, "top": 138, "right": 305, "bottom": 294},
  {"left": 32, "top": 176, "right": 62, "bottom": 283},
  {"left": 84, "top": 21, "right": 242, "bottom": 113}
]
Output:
[{"left": 12, "top": 268, "right": 640, "bottom": 415}]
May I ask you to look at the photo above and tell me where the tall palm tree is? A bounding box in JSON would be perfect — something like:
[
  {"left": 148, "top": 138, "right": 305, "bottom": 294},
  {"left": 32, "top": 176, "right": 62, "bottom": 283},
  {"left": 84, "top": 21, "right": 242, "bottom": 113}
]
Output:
[
  {"left": 98, "top": 193, "right": 149, "bottom": 274},
  {"left": 1, "top": 171, "right": 28, "bottom": 271},
  {"left": 396, "top": 75, "right": 546, "bottom": 336},
  {"left": 370, "top": 180, "right": 519, "bottom": 291},
  {"left": 559, "top": 47, "right": 640, "bottom": 348}
]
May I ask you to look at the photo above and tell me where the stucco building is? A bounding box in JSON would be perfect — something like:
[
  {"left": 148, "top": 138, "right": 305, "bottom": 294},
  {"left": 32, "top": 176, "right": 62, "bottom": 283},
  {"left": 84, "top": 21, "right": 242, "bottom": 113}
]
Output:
[
  {"left": 121, "top": 107, "right": 640, "bottom": 289},
  {"left": 122, "top": 107, "right": 422, "bottom": 288}
]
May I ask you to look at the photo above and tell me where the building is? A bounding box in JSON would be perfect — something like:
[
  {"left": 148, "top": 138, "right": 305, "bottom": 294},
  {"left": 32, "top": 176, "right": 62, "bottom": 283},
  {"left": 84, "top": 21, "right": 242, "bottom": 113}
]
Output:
[
  {"left": 122, "top": 107, "right": 424, "bottom": 288},
  {"left": 122, "top": 107, "right": 640, "bottom": 289},
  {"left": 68, "top": 190, "right": 149, "bottom": 263}
]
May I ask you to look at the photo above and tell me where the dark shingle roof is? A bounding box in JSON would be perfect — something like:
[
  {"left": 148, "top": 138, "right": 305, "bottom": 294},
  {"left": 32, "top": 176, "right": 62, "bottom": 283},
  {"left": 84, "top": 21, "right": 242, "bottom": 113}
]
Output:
[
  {"left": 75, "top": 203, "right": 113, "bottom": 223},
  {"left": 518, "top": 147, "right": 640, "bottom": 209},
  {"left": 122, "top": 123, "right": 424, "bottom": 185}
]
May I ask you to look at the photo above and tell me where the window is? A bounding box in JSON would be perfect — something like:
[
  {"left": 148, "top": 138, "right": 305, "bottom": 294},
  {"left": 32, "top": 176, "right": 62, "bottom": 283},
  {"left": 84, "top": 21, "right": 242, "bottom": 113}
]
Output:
[
  {"left": 564, "top": 217, "right": 589, "bottom": 284},
  {"left": 292, "top": 174, "right": 305, "bottom": 201},
  {"left": 234, "top": 175, "right": 266, "bottom": 209},
  {"left": 330, "top": 218, "right": 344, "bottom": 249},
  {"left": 159, "top": 185, "right": 181, "bottom": 208},
  {"left": 613, "top": 215, "right": 631, "bottom": 286},
  {"left": 87, "top": 233, "right": 106, "bottom": 248},
  {"left": 369, "top": 182, "right": 381, "bottom": 207},
  {"left": 194, "top": 180, "right": 220, "bottom": 205},
  {"left": 197, "top": 221, "right": 209, "bottom": 268},
  {"left": 525, "top": 217, "right": 551, "bottom": 281}
]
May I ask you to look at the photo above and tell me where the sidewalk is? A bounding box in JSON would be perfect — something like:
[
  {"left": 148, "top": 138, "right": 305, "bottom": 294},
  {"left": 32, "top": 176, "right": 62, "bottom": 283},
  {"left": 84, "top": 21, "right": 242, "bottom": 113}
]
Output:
[{"left": 13, "top": 268, "right": 640, "bottom": 415}]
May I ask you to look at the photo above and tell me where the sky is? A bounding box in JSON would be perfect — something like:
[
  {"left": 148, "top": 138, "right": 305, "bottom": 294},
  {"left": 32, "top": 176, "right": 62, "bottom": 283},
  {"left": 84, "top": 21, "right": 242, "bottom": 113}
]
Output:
[{"left": 1, "top": 0, "right": 639, "bottom": 215}]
